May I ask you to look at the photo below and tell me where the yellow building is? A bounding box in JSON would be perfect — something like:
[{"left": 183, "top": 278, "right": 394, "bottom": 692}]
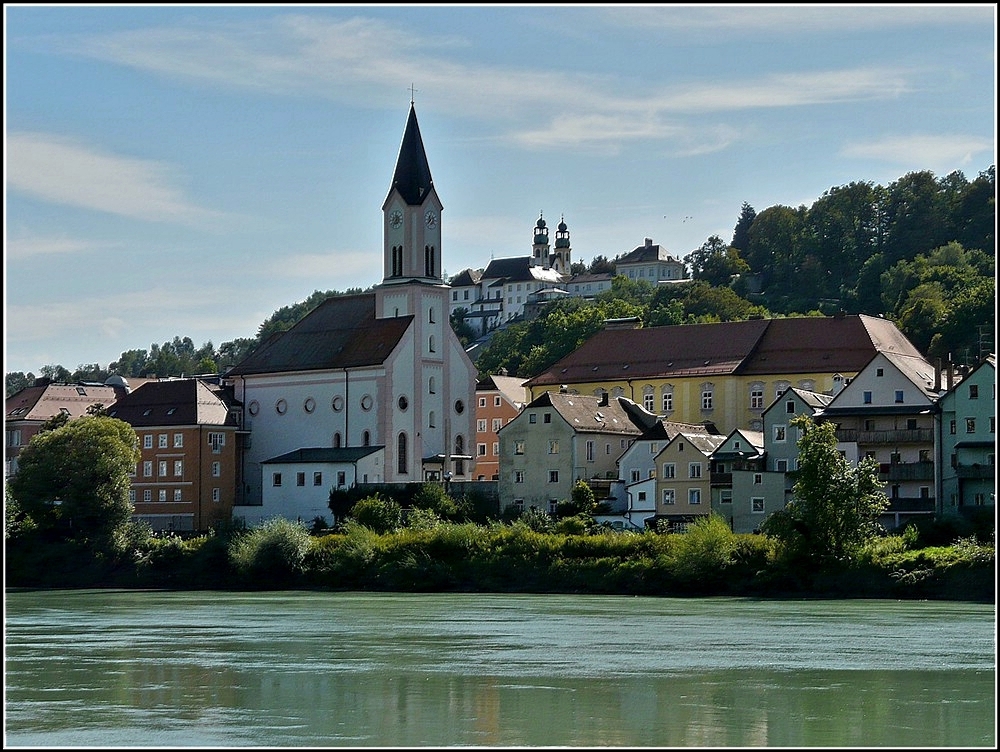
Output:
[{"left": 524, "top": 313, "right": 924, "bottom": 436}]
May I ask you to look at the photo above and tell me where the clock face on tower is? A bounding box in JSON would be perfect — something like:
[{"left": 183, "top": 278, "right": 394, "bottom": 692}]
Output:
[
  {"left": 389, "top": 210, "right": 403, "bottom": 229},
  {"left": 424, "top": 210, "right": 438, "bottom": 229}
]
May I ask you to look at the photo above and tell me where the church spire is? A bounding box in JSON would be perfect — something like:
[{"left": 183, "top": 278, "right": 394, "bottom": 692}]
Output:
[{"left": 387, "top": 103, "right": 434, "bottom": 206}]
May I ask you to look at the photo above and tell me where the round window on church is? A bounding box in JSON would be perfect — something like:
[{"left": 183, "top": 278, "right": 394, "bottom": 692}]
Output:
[
  {"left": 248, "top": 400, "right": 259, "bottom": 416},
  {"left": 455, "top": 399, "right": 465, "bottom": 414},
  {"left": 275, "top": 399, "right": 287, "bottom": 415},
  {"left": 332, "top": 396, "right": 344, "bottom": 412},
  {"left": 304, "top": 397, "right": 316, "bottom": 414},
  {"left": 361, "top": 395, "right": 374, "bottom": 411},
  {"left": 398, "top": 395, "right": 408, "bottom": 411}
]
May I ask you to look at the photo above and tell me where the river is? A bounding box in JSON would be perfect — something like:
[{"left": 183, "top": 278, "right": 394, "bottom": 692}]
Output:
[{"left": 4, "top": 590, "right": 995, "bottom": 747}]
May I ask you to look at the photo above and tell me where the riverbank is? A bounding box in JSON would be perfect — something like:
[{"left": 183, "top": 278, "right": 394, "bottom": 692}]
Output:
[{"left": 5, "top": 519, "right": 995, "bottom": 603}]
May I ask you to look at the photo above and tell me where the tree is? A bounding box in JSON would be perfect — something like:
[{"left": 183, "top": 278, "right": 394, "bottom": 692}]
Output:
[
  {"left": 9, "top": 416, "right": 140, "bottom": 546},
  {"left": 761, "top": 415, "right": 888, "bottom": 565},
  {"left": 350, "top": 494, "right": 403, "bottom": 534},
  {"left": 731, "top": 201, "right": 756, "bottom": 252},
  {"left": 5, "top": 371, "right": 35, "bottom": 398}
]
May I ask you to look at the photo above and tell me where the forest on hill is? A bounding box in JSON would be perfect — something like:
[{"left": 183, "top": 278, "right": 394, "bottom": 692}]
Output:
[{"left": 6, "top": 166, "right": 995, "bottom": 397}]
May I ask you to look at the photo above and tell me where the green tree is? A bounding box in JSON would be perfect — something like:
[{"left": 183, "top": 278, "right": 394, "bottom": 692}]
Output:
[
  {"left": 5, "top": 371, "right": 35, "bottom": 398},
  {"left": 684, "top": 235, "right": 749, "bottom": 288},
  {"left": 9, "top": 416, "right": 140, "bottom": 546},
  {"left": 351, "top": 494, "right": 403, "bottom": 534},
  {"left": 761, "top": 415, "right": 888, "bottom": 565},
  {"left": 731, "top": 202, "right": 756, "bottom": 252}
]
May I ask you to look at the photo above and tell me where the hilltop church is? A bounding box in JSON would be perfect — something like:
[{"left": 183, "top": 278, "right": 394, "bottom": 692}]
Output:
[{"left": 225, "top": 104, "right": 477, "bottom": 525}]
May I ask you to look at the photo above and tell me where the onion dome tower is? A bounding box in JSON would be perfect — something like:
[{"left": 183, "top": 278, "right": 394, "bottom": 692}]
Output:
[{"left": 531, "top": 212, "right": 550, "bottom": 269}]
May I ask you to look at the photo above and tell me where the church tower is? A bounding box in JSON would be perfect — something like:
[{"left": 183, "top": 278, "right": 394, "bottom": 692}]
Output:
[
  {"left": 552, "top": 215, "right": 571, "bottom": 274},
  {"left": 531, "top": 213, "right": 550, "bottom": 269}
]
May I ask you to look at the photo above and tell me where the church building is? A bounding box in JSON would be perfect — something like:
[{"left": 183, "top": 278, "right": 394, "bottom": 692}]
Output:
[{"left": 225, "top": 104, "right": 477, "bottom": 526}]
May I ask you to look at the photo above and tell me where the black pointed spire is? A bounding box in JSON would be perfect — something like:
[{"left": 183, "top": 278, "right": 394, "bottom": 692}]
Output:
[{"left": 388, "top": 103, "right": 434, "bottom": 206}]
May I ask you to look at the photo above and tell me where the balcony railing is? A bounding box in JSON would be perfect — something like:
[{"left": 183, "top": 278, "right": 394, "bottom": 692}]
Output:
[
  {"left": 711, "top": 472, "right": 732, "bottom": 486},
  {"left": 879, "top": 461, "right": 935, "bottom": 481},
  {"left": 955, "top": 463, "right": 994, "bottom": 479},
  {"left": 835, "top": 428, "right": 934, "bottom": 444},
  {"left": 886, "top": 497, "right": 936, "bottom": 513}
]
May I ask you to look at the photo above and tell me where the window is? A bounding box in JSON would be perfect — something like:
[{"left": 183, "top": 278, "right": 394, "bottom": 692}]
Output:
[
  {"left": 548, "top": 440, "right": 559, "bottom": 454},
  {"left": 966, "top": 418, "right": 976, "bottom": 433},
  {"left": 662, "top": 489, "right": 675, "bottom": 505},
  {"left": 688, "top": 489, "right": 701, "bottom": 505},
  {"left": 208, "top": 432, "right": 225, "bottom": 452},
  {"left": 751, "top": 497, "right": 765, "bottom": 513},
  {"left": 296, "top": 472, "right": 305, "bottom": 487},
  {"left": 158, "top": 461, "right": 167, "bottom": 477},
  {"left": 630, "top": 469, "right": 640, "bottom": 483},
  {"left": 894, "top": 390, "right": 904, "bottom": 404},
  {"left": 775, "top": 459, "right": 788, "bottom": 472},
  {"left": 751, "top": 385, "right": 764, "bottom": 410},
  {"left": 273, "top": 473, "right": 282, "bottom": 487},
  {"left": 974, "top": 493, "right": 986, "bottom": 506},
  {"left": 662, "top": 392, "right": 673, "bottom": 412},
  {"left": 548, "top": 501, "right": 558, "bottom": 515},
  {"left": 529, "top": 414, "right": 537, "bottom": 424},
  {"left": 212, "top": 462, "right": 221, "bottom": 478},
  {"left": 514, "top": 499, "right": 524, "bottom": 512},
  {"left": 478, "top": 443, "right": 487, "bottom": 456},
  {"left": 130, "top": 463, "right": 137, "bottom": 477},
  {"left": 129, "top": 489, "right": 136, "bottom": 504},
  {"left": 773, "top": 425, "right": 786, "bottom": 442},
  {"left": 785, "top": 400, "right": 796, "bottom": 414},
  {"left": 173, "top": 460, "right": 183, "bottom": 477},
  {"left": 363, "top": 431, "right": 371, "bottom": 447},
  {"left": 514, "top": 470, "right": 524, "bottom": 484},
  {"left": 212, "top": 488, "right": 221, "bottom": 503},
  {"left": 143, "top": 461, "right": 153, "bottom": 477},
  {"left": 701, "top": 389, "right": 713, "bottom": 410},
  {"left": 333, "top": 432, "right": 342, "bottom": 448},
  {"left": 493, "top": 442, "right": 499, "bottom": 456},
  {"left": 494, "top": 396, "right": 501, "bottom": 407},
  {"left": 969, "top": 384, "right": 979, "bottom": 399},
  {"left": 863, "top": 391, "right": 872, "bottom": 404},
  {"left": 143, "top": 490, "right": 152, "bottom": 503},
  {"left": 397, "top": 433, "right": 408, "bottom": 474},
  {"left": 543, "top": 413, "right": 552, "bottom": 423},
  {"left": 429, "top": 376, "right": 436, "bottom": 394},
  {"left": 313, "top": 472, "right": 322, "bottom": 486},
  {"left": 876, "top": 368, "right": 884, "bottom": 377},
  {"left": 429, "top": 411, "right": 436, "bottom": 428},
  {"left": 158, "top": 434, "right": 168, "bottom": 448},
  {"left": 479, "top": 397, "right": 486, "bottom": 408},
  {"left": 514, "top": 440, "right": 525, "bottom": 455},
  {"left": 689, "top": 463, "right": 702, "bottom": 479},
  {"left": 865, "top": 419, "right": 876, "bottom": 431},
  {"left": 643, "top": 393, "right": 654, "bottom": 411},
  {"left": 143, "top": 435, "right": 153, "bottom": 449},
  {"left": 477, "top": 419, "right": 487, "bottom": 432},
  {"left": 159, "top": 490, "right": 167, "bottom": 502},
  {"left": 492, "top": 418, "right": 502, "bottom": 432},
  {"left": 173, "top": 433, "right": 183, "bottom": 448},
  {"left": 753, "top": 473, "right": 763, "bottom": 485},
  {"left": 174, "top": 489, "right": 182, "bottom": 502},
  {"left": 662, "top": 463, "right": 675, "bottom": 479},
  {"left": 549, "top": 470, "right": 559, "bottom": 483},
  {"left": 721, "top": 491, "right": 732, "bottom": 505},
  {"left": 950, "top": 420, "right": 957, "bottom": 435}
]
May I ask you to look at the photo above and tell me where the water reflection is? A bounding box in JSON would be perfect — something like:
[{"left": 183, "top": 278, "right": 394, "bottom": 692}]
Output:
[{"left": 5, "top": 590, "right": 995, "bottom": 747}]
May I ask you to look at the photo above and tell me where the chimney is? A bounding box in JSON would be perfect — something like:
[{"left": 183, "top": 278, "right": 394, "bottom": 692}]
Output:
[
  {"left": 934, "top": 358, "right": 942, "bottom": 392},
  {"left": 599, "top": 391, "right": 609, "bottom": 407},
  {"left": 644, "top": 237, "right": 653, "bottom": 249}
]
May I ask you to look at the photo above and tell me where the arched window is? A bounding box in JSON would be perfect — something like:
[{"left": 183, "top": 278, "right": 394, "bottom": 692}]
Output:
[
  {"left": 428, "top": 376, "right": 436, "bottom": 394},
  {"left": 333, "top": 432, "right": 342, "bottom": 448},
  {"left": 428, "top": 335, "right": 436, "bottom": 353},
  {"left": 454, "top": 434, "right": 465, "bottom": 476},
  {"left": 425, "top": 245, "right": 435, "bottom": 277},
  {"left": 397, "top": 433, "right": 407, "bottom": 475},
  {"left": 362, "top": 430, "right": 371, "bottom": 447},
  {"left": 392, "top": 246, "right": 404, "bottom": 277},
  {"left": 428, "top": 307, "right": 435, "bottom": 323},
  {"left": 429, "top": 410, "right": 436, "bottom": 428}
]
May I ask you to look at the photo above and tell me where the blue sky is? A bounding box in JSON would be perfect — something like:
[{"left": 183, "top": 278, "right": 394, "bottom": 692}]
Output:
[{"left": 4, "top": 4, "right": 996, "bottom": 376}]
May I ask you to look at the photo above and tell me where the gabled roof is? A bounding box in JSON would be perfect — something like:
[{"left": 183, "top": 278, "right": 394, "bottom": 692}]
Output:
[
  {"left": 764, "top": 386, "right": 835, "bottom": 416},
  {"left": 526, "top": 314, "right": 920, "bottom": 388},
  {"left": 481, "top": 257, "right": 566, "bottom": 284},
  {"left": 712, "top": 428, "right": 765, "bottom": 459},
  {"left": 635, "top": 419, "right": 720, "bottom": 442},
  {"left": 477, "top": 374, "right": 530, "bottom": 407},
  {"left": 5, "top": 382, "right": 126, "bottom": 422},
  {"left": 263, "top": 446, "right": 384, "bottom": 464},
  {"left": 819, "top": 350, "right": 942, "bottom": 416},
  {"left": 449, "top": 268, "right": 482, "bottom": 287},
  {"left": 525, "top": 391, "right": 645, "bottom": 436},
  {"left": 385, "top": 103, "right": 434, "bottom": 207},
  {"left": 107, "top": 378, "right": 239, "bottom": 428},
  {"left": 226, "top": 294, "right": 412, "bottom": 377},
  {"left": 617, "top": 242, "right": 681, "bottom": 265},
  {"left": 668, "top": 431, "right": 728, "bottom": 456},
  {"left": 527, "top": 319, "right": 770, "bottom": 387},
  {"left": 567, "top": 272, "right": 615, "bottom": 284}
]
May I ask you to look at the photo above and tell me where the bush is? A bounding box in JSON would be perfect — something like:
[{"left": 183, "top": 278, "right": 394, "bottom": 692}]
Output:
[
  {"left": 351, "top": 495, "right": 403, "bottom": 533},
  {"left": 553, "top": 515, "right": 589, "bottom": 535},
  {"left": 670, "top": 514, "right": 737, "bottom": 589},
  {"left": 520, "top": 507, "right": 554, "bottom": 533},
  {"left": 228, "top": 517, "right": 311, "bottom": 587}
]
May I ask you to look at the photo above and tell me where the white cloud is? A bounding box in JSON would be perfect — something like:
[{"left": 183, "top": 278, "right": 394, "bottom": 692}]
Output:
[
  {"left": 841, "top": 134, "right": 996, "bottom": 171},
  {"left": 6, "top": 132, "right": 224, "bottom": 225},
  {"left": 4, "top": 233, "right": 102, "bottom": 260}
]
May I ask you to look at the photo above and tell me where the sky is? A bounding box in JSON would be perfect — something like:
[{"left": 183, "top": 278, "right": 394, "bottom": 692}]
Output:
[{"left": 4, "top": 4, "right": 996, "bottom": 377}]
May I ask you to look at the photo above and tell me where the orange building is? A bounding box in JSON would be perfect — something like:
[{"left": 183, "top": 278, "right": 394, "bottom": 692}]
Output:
[{"left": 473, "top": 372, "right": 529, "bottom": 480}]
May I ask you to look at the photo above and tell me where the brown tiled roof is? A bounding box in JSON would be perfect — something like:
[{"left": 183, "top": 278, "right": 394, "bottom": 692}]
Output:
[
  {"left": 5, "top": 383, "right": 124, "bottom": 422},
  {"left": 526, "top": 315, "right": 920, "bottom": 388},
  {"left": 107, "top": 378, "right": 239, "bottom": 428},
  {"left": 226, "top": 294, "right": 412, "bottom": 376},
  {"left": 528, "top": 391, "right": 645, "bottom": 435},
  {"left": 527, "top": 319, "right": 770, "bottom": 387},
  {"left": 736, "top": 314, "right": 922, "bottom": 375}
]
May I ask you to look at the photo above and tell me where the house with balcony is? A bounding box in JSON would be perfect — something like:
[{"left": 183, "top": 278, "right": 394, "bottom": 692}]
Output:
[
  {"left": 816, "top": 351, "right": 943, "bottom": 531},
  {"left": 650, "top": 430, "right": 727, "bottom": 531},
  {"left": 709, "top": 428, "right": 783, "bottom": 533},
  {"left": 937, "top": 354, "right": 995, "bottom": 516},
  {"left": 496, "top": 390, "right": 652, "bottom": 515}
]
